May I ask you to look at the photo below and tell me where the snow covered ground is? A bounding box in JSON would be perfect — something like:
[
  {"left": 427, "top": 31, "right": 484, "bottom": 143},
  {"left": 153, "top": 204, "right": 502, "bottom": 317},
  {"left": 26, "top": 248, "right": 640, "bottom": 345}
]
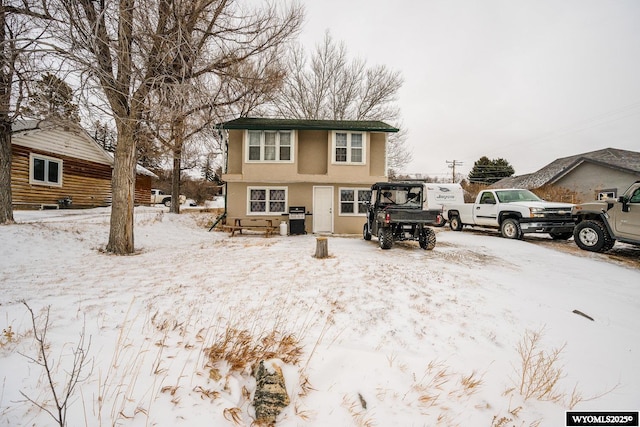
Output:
[{"left": 0, "top": 207, "right": 638, "bottom": 426}]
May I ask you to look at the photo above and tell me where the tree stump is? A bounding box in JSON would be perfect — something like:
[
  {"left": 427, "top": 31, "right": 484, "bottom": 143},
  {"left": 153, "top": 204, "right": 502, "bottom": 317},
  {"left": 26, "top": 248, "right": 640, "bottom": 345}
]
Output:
[{"left": 314, "top": 236, "right": 329, "bottom": 258}]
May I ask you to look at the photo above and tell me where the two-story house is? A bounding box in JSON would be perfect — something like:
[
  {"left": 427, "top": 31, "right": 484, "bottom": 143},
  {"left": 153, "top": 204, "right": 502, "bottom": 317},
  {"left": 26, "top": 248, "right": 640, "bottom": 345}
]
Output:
[{"left": 219, "top": 117, "right": 399, "bottom": 234}]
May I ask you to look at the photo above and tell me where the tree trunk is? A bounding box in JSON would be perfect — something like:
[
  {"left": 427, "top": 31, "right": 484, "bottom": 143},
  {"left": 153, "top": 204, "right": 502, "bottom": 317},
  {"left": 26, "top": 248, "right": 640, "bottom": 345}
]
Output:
[
  {"left": 0, "top": 6, "right": 14, "bottom": 225},
  {"left": 170, "top": 115, "right": 183, "bottom": 214},
  {"left": 171, "top": 147, "right": 181, "bottom": 214},
  {"left": 0, "top": 121, "right": 13, "bottom": 225},
  {"left": 107, "top": 119, "right": 137, "bottom": 254},
  {"left": 314, "top": 237, "right": 329, "bottom": 258}
]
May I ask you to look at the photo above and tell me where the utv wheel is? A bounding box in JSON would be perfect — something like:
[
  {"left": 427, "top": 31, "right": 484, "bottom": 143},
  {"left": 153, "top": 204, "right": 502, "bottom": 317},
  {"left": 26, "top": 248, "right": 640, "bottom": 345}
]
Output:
[
  {"left": 419, "top": 228, "right": 437, "bottom": 250},
  {"left": 501, "top": 218, "right": 522, "bottom": 239},
  {"left": 379, "top": 227, "right": 393, "bottom": 250},
  {"left": 574, "top": 220, "right": 613, "bottom": 252},
  {"left": 549, "top": 232, "right": 573, "bottom": 240},
  {"left": 163, "top": 198, "right": 172, "bottom": 207},
  {"left": 363, "top": 223, "right": 372, "bottom": 241},
  {"left": 449, "top": 215, "right": 463, "bottom": 231}
]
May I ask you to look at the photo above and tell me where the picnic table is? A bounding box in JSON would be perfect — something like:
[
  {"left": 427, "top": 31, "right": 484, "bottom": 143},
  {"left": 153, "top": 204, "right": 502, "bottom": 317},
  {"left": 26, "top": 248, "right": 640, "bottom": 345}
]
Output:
[{"left": 223, "top": 218, "right": 278, "bottom": 237}]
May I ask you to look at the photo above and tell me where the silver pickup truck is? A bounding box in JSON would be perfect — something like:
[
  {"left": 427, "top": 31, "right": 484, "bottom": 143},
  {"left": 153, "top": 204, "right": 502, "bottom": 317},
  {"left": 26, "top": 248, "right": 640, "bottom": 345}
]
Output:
[{"left": 573, "top": 180, "right": 640, "bottom": 252}]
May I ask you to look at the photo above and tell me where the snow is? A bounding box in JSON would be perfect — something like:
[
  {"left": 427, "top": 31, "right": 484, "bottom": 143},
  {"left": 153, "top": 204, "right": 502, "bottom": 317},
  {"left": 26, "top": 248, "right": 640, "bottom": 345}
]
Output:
[{"left": 1, "top": 207, "right": 638, "bottom": 426}]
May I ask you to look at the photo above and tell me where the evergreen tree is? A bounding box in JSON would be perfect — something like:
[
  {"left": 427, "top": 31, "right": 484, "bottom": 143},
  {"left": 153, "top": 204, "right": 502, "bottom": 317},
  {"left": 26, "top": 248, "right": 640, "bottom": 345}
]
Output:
[
  {"left": 201, "top": 153, "right": 217, "bottom": 182},
  {"left": 468, "top": 156, "right": 515, "bottom": 184}
]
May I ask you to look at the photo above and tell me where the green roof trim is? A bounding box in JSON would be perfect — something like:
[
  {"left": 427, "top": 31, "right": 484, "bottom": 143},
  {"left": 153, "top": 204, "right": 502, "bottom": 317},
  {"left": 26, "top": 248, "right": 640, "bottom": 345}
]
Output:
[{"left": 218, "top": 117, "right": 399, "bottom": 133}]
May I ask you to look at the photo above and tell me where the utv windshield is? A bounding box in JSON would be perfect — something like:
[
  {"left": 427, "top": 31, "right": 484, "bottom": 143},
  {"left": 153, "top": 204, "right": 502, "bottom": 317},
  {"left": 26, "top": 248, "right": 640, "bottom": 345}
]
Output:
[
  {"left": 377, "top": 186, "right": 422, "bottom": 207},
  {"left": 495, "top": 189, "right": 542, "bottom": 203}
]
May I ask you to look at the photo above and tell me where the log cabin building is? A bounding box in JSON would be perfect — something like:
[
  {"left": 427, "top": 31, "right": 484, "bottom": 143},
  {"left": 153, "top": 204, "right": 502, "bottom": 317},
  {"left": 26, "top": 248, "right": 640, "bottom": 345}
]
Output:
[{"left": 11, "top": 120, "right": 155, "bottom": 209}]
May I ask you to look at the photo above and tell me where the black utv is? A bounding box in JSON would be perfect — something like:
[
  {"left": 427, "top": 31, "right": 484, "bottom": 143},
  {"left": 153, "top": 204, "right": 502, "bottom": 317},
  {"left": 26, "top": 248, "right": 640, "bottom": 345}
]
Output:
[{"left": 363, "top": 182, "right": 442, "bottom": 250}]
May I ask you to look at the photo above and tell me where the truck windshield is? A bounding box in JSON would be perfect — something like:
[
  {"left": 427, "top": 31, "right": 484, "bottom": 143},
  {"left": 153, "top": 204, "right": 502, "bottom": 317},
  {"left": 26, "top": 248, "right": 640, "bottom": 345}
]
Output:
[{"left": 495, "top": 190, "right": 541, "bottom": 203}]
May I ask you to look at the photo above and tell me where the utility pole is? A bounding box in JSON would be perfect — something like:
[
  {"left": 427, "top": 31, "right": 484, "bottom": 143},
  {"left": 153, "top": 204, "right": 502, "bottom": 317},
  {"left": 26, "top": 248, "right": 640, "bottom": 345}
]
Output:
[{"left": 446, "top": 160, "right": 463, "bottom": 183}]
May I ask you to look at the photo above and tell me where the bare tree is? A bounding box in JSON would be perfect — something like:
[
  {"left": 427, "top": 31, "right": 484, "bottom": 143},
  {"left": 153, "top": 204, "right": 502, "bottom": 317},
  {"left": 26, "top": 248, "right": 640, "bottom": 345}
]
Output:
[
  {"left": 20, "top": 302, "right": 92, "bottom": 427},
  {"left": 143, "top": 51, "right": 287, "bottom": 213},
  {"left": 0, "top": 1, "right": 53, "bottom": 224},
  {"left": 271, "top": 31, "right": 412, "bottom": 172},
  {"left": 44, "top": 0, "right": 302, "bottom": 253}
]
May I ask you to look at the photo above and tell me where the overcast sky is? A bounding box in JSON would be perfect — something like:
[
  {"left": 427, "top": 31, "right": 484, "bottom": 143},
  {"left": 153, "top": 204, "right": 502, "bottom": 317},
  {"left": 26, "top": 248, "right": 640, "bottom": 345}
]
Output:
[{"left": 298, "top": 0, "right": 640, "bottom": 179}]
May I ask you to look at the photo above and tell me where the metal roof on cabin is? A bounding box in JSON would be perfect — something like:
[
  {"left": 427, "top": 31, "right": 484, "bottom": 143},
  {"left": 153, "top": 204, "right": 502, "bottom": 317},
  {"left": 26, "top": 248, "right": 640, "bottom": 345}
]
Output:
[
  {"left": 12, "top": 119, "right": 158, "bottom": 178},
  {"left": 491, "top": 148, "right": 640, "bottom": 189},
  {"left": 218, "top": 117, "right": 399, "bottom": 132}
]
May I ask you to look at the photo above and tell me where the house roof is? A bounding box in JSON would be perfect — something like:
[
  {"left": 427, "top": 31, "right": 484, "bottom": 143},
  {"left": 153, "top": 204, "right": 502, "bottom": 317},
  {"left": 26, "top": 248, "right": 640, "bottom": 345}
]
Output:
[
  {"left": 218, "top": 117, "right": 400, "bottom": 133},
  {"left": 491, "top": 148, "right": 640, "bottom": 189},
  {"left": 12, "top": 119, "right": 157, "bottom": 178}
]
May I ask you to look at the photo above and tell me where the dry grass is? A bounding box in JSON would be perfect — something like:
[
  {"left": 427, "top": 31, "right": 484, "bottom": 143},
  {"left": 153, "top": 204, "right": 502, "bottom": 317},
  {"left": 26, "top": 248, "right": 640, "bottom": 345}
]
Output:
[
  {"left": 531, "top": 184, "right": 578, "bottom": 203},
  {"left": 566, "top": 381, "right": 619, "bottom": 410},
  {"left": 408, "top": 360, "right": 453, "bottom": 406},
  {"left": 342, "top": 394, "right": 376, "bottom": 427},
  {"left": 461, "top": 182, "right": 490, "bottom": 202},
  {"left": 1, "top": 326, "right": 15, "bottom": 348},
  {"left": 515, "top": 328, "right": 566, "bottom": 402},
  {"left": 204, "top": 327, "right": 304, "bottom": 374},
  {"left": 463, "top": 181, "right": 579, "bottom": 203},
  {"left": 459, "top": 371, "right": 483, "bottom": 396}
]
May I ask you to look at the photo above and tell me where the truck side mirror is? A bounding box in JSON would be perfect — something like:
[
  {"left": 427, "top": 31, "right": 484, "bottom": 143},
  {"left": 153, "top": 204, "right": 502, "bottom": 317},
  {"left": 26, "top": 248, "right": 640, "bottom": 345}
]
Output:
[{"left": 619, "top": 196, "right": 630, "bottom": 212}]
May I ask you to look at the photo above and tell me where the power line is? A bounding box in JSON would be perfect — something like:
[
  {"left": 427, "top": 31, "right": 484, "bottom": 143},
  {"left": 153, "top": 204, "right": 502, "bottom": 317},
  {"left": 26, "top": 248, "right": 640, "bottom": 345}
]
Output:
[{"left": 446, "top": 160, "right": 463, "bottom": 183}]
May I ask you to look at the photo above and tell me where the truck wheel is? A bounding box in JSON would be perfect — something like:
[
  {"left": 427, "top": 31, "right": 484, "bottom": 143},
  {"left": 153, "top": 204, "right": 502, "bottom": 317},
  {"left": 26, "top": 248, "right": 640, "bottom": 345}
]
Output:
[
  {"left": 379, "top": 227, "right": 393, "bottom": 250},
  {"left": 549, "top": 232, "right": 573, "bottom": 240},
  {"left": 163, "top": 198, "right": 171, "bottom": 207},
  {"left": 419, "top": 228, "right": 437, "bottom": 250},
  {"left": 501, "top": 218, "right": 522, "bottom": 239},
  {"left": 363, "top": 223, "right": 372, "bottom": 241},
  {"left": 449, "top": 215, "right": 463, "bottom": 231},
  {"left": 574, "top": 220, "right": 613, "bottom": 252}
]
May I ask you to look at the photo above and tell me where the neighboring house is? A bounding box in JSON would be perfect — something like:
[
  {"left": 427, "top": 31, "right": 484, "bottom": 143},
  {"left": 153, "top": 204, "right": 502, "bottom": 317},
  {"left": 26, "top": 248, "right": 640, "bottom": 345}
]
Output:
[
  {"left": 491, "top": 148, "right": 640, "bottom": 202},
  {"left": 11, "top": 120, "right": 156, "bottom": 209},
  {"left": 219, "top": 117, "right": 399, "bottom": 234}
]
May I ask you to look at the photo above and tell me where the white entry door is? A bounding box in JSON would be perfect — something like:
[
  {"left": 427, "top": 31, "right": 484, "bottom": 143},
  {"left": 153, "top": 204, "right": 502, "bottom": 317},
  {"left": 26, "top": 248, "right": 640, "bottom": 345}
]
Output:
[{"left": 313, "top": 186, "right": 333, "bottom": 233}]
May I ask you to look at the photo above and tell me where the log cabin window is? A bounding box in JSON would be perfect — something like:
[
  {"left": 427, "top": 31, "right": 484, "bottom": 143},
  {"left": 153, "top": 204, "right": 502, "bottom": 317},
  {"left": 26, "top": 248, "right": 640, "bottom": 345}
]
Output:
[
  {"left": 246, "top": 130, "right": 293, "bottom": 162},
  {"left": 247, "top": 187, "right": 287, "bottom": 215},
  {"left": 339, "top": 188, "right": 371, "bottom": 215},
  {"left": 332, "top": 131, "right": 365, "bottom": 164},
  {"left": 30, "top": 153, "right": 62, "bottom": 186}
]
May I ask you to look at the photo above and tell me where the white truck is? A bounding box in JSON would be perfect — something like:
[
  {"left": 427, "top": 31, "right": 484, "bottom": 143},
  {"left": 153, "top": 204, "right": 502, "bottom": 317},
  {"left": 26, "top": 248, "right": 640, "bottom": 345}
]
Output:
[
  {"left": 150, "top": 189, "right": 186, "bottom": 207},
  {"left": 442, "top": 188, "right": 574, "bottom": 239}
]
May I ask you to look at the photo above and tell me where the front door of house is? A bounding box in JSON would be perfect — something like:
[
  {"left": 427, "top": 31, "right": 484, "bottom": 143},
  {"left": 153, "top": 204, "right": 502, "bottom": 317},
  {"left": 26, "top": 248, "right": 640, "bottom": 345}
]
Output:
[{"left": 313, "top": 186, "right": 333, "bottom": 233}]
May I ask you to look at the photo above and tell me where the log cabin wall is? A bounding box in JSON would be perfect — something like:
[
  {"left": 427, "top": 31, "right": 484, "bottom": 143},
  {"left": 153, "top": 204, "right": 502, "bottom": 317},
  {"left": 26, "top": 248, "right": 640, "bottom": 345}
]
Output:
[
  {"left": 11, "top": 144, "right": 113, "bottom": 208},
  {"left": 135, "top": 174, "right": 152, "bottom": 206},
  {"left": 12, "top": 144, "right": 155, "bottom": 208},
  {"left": 11, "top": 123, "right": 155, "bottom": 209}
]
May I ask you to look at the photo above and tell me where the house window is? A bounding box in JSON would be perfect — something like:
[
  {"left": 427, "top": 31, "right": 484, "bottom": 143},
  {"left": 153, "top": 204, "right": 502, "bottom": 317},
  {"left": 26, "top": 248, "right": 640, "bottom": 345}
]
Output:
[
  {"left": 332, "top": 131, "right": 366, "bottom": 164},
  {"left": 597, "top": 189, "right": 617, "bottom": 200},
  {"left": 248, "top": 187, "right": 287, "bottom": 214},
  {"left": 340, "top": 188, "right": 371, "bottom": 215},
  {"left": 30, "top": 153, "right": 62, "bottom": 186},
  {"left": 246, "top": 130, "right": 293, "bottom": 162}
]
